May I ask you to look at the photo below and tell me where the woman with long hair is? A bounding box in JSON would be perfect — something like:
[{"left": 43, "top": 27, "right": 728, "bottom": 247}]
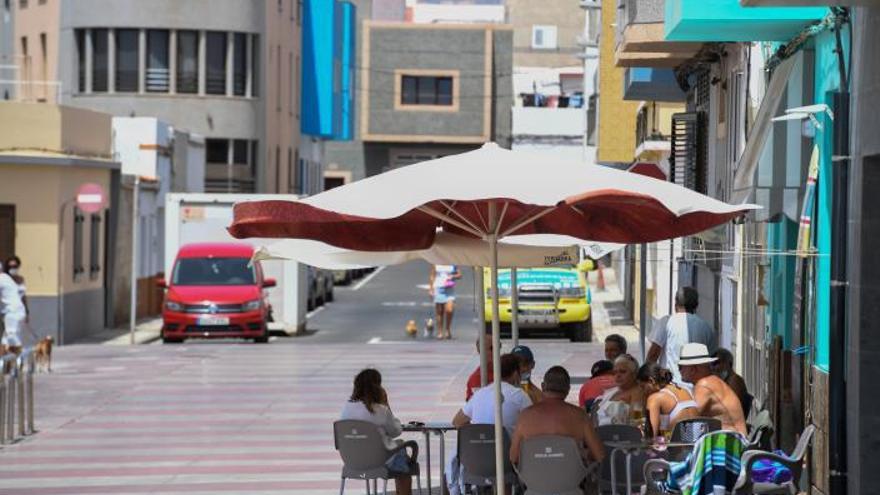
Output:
[
  {"left": 340, "top": 369, "right": 413, "bottom": 495},
  {"left": 637, "top": 362, "right": 698, "bottom": 437}
]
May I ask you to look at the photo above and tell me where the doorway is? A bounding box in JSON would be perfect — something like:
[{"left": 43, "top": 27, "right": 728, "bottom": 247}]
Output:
[{"left": 0, "top": 205, "right": 14, "bottom": 263}]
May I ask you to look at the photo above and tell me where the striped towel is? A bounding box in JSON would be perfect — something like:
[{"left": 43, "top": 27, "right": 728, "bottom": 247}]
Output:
[{"left": 665, "top": 431, "right": 747, "bottom": 495}]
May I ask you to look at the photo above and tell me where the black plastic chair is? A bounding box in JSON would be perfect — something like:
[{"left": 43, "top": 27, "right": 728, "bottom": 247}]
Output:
[
  {"left": 596, "top": 424, "right": 644, "bottom": 494},
  {"left": 667, "top": 417, "right": 722, "bottom": 461},
  {"left": 333, "top": 420, "right": 422, "bottom": 495}
]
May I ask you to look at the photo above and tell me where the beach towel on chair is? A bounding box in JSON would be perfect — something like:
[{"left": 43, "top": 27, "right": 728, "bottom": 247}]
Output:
[{"left": 665, "top": 431, "right": 746, "bottom": 495}]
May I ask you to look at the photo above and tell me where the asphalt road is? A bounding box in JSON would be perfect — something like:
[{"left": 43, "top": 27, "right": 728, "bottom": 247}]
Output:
[{"left": 304, "top": 261, "right": 480, "bottom": 344}]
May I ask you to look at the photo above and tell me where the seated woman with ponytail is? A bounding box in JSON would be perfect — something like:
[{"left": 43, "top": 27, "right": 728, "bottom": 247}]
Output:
[{"left": 637, "top": 363, "right": 699, "bottom": 438}]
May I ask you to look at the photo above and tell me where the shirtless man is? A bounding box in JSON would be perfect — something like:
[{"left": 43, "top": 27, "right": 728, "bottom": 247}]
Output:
[
  {"left": 677, "top": 343, "right": 747, "bottom": 435},
  {"left": 510, "top": 366, "right": 605, "bottom": 465}
]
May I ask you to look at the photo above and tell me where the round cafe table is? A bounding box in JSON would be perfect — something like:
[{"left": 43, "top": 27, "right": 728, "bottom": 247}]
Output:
[{"left": 403, "top": 421, "right": 457, "bottom": 494}]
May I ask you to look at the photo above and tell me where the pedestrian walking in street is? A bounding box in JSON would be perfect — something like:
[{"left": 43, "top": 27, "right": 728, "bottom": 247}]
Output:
[
  {"left": 646, "top": 286, "right": 717, "bottom": 384},
  {"left": 604, "top": 333, "right": 627, "bottom": 361},
  {"left": 678, "top": 343, "right": 747, "bottom": 435},
  {"left": 511, "top": 344, "right": 543, "bottom": 404},
  {"left": 339, "top": 369, "right": 415, "bottom": 495},
  {"left": 428, "top": 264, "right": 461, "bottom": 340},
  {"left": 0, "top": 255, "right": 27, "bottom": 354},
  {"left": 636, "top": 362, "right": 698, "bottom": 438}
]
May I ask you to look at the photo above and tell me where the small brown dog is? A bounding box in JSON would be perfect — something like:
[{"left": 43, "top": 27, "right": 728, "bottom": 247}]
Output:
[
  {"left": 405, "top": 320, "right": 418, "bottom": 337},
  {"left": 34, "top": 336, "right": 53, "bottom": 373}
]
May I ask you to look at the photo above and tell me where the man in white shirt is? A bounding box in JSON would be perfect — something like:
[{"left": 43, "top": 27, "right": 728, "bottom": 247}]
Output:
[
  {"left": 0, "top": 267, "right": 26, "bottom": 351},
  {"left": 448, "top": 354, "right": 532, "bottom": 493},
  {"left": 646, "top": 287, "right": 717, "bottom": 383}
]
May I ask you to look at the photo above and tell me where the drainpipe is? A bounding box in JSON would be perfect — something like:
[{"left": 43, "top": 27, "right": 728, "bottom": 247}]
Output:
[{"left": 828, "top": 91, "right": 849, "bottom": 495}]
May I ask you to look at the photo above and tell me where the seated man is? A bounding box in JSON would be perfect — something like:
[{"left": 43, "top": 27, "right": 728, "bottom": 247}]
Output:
[
  {"left": 449, "top": 354, "right": 532, "bottom": 495},
  {"left": 510, "top": 366, "right": 605, "bottom": 465},
  {"left": 465, "top": 333, "right": 495, "bottom": 400},
  {"left": 512, "top": 344, "right": 542, "bottom": 404},
  {"left": 712, "top": 348, "right": 753, "bottom": 417},
  {"left": 678, "top": 343, "right": 747, "bottom": 435}
]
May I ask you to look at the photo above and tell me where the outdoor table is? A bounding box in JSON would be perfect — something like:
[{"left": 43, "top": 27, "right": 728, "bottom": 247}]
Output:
[
  {"left": 605, "top": 440, "right": 694, "bottom": 495},
  {"left": 403, "top": 421, "right": 456, "bottom": 494}
]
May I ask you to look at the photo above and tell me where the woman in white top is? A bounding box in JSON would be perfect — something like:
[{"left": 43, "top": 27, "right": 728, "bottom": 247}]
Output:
[
  {"left": 0, "top": 256, "right": 27, "bottom": 352},
  {"left": 429, "top": 265, "right": 461, "bottom": 340},
  {"left": 339, "top": 369, "right": 413, "bottom": 495},
  {"left": 637, "top": 362, "right": 698, "bottom": 438},
  {"left": 593, "top": 354, "right": 645, "bottom": 426}
]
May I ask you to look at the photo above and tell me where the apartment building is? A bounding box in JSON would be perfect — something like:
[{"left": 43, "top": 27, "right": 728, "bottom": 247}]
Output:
[{"left": 13, "top": 0, "right": 300, "bottom": 194}]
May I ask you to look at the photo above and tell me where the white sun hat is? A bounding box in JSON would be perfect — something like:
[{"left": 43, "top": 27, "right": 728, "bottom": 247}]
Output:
[{"left": 678, "top": 343, "right": 718, "bottom": 366}]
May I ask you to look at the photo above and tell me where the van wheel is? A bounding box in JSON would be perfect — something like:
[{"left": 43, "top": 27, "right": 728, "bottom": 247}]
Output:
[
  {"left": 567, "top": 320, "right": 592, "bottom": 342},
  {"left": 162, "top": 336, "right": 183, "bottom": 344}
]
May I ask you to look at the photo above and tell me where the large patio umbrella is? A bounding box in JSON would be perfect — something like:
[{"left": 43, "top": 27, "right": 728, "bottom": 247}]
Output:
[{"left": 229, "top": 143, "right": 757, "bottom": 488}]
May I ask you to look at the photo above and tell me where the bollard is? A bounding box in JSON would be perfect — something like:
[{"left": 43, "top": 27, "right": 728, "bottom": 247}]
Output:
[
  {"left": 15, "top": 364, "right": 25, "bottom": 438},
  {"left": 0, "top": 373, "right": 6, "bottom": 444},
  {"left": 26, "top": 354, "right": 35, "bottom": 434},
  {"left": 4, "top": 373, "right": 13, "bottom": 444}
]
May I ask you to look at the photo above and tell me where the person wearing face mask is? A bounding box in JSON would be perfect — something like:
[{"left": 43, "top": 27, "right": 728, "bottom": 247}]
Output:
[
  {"left": 711, "top": 348, "right": 752, "bottom": 417},
  {"left": 0, "top": 255, "right": 27, "bottom": 354},
  {"left": 511, "top": 345, "right": 542, "bottom": 404}
]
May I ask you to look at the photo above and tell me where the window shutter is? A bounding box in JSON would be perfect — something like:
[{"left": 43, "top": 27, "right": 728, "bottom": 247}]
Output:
[{"left": 670, "top": 111, "right": 707, "bottom": 194}]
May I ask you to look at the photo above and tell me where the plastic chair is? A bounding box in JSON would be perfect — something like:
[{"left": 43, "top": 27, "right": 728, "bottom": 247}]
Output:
[
  {"left": 666, "top": 417, "right": 722, "bottom": 461},
  {"left": 746, "top": 410, "right": 774, "bottom": 451},
  {"left": 333, "top": 420, "right": 422, "bottom": 495},
  {"left": 642, "top": 430, "right": 746, "bottom": 495},
  {"left": 733, "top": 424, "right": 815, "bottom": 495},
  {"left": 596, "top": 424, "right": 644, "bottom": 494},
  {"left": 457, "top": 424, "right": 516, "bottom": 494},
  {"left": 516, "top": 435, "right": 591, "bottom": 495}
]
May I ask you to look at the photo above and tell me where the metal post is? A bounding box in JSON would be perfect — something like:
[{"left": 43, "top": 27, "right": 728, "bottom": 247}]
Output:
[
  {"left": 15, "top": 364, "right": 24, "bottom": 438},
  {"left": 130, "top": 176, "right": 140, "bottom": 345},
  {"left": 26, "top": 354, "right": 34, "bottom": 434},
  {"left": 477, "top": 267, "right": 487, "bottom": 387},
  {"left": 511, "top": 268, "right": 520, "bottom": 348},
  {"left": 639, "top": 243, "right": 648, "bottom": 361},
  {"left": 0, "top": 371, "right": 7, "bottom": 444},
  {"left": 487, "top": 202, "right": 506, "bottom": 492}
]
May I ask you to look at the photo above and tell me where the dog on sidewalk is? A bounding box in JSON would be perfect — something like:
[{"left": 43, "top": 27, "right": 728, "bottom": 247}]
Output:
[{"left": 34, "top": 336, "right": 53, "bottom": 373}]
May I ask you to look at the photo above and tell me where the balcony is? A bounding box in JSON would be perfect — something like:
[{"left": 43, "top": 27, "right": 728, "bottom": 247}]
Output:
[
  {"left": 623, "top": 67, "right": 686, "bottom": 102},
  {"left": 615, "top": 0, "right": 701, "bottom": 69},
  {"left": 633, "top": 101, "right": 684, "bottom": 160},
  {"left": 665, "top": 0, "right": 829, "bottom": 42},
  {"left": 512, "top": 107, "right": 585, "bottom": 139}
]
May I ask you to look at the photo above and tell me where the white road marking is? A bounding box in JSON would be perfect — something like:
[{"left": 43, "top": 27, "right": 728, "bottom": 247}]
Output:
[
  {"left": 306, "top": 306, "right": 326, "bottom": 319},
  {"left": 352, "top": 266, "right": 385, "bottom": 291},
  {"left": 380, "top": 301, "right": 434, "bottom": 307},
  {"left": 416, "top": 284, "right": 430, "bottom": 290},
  {"left": 367, "top": 337, "right": 382, "bottom": 344}
]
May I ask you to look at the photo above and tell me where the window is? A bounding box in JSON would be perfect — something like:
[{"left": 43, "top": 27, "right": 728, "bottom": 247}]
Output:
[
  {"left": 400, "top": 75, "right": 453, "bottom": 106},
  {"left": 115, "top": 29, "right": 139, "bottom": 92},
  {"left": 146, "top": 30, "right": 170, "bottom": 92},
  {"left": 76, "top": 30, "right": 86, "bottom": 92},
  {"left": 206, "top": 138, "right": 229, "bottom": 163},
  {"left": 205, "top": 31, "right": 227, "bottom": 95},
  {"left": 89, "top": 213, "right": 101, "bottom": 279},
  {"left": 172, "top": 258, "right": 255, "bottom": 286},
  {"left": 251, "top": 34, "right": 259, "bottom": 97},
  {"left": 176, "top": 30, "right": 198, "bottom": 94},
  {"left": 39, "top": 32, "right": 46, "bottom": 82},
  {"left": 92, "top": 29, "right": 109, "bottom": 92},
  {"left": 531, "top": 25, "right": 558, "bottom": 50},
  {"left": 73, "top": 208, "right": 85, "bottom": 277},
  {"left": 233, "top": 33, "right": 247, "bottom": 96},
  {"left": 232, "top": 139, "right": 248, "bottom": 164}
]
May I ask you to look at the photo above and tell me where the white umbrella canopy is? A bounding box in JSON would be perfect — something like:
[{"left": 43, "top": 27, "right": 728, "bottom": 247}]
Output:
[
  {"left": 253, "top": 231, "right": 585, "bottom": 270},
  {"left": 230, "top": 143, "right": 758, "bottom": 488}
]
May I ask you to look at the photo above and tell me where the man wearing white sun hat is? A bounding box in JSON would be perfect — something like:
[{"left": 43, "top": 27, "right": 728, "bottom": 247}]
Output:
[{"left": 678, "top": 343, "right": 747, "bottom": 435}]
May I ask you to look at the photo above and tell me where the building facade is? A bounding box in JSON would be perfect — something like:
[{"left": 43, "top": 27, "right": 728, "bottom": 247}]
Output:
[
  {"left": 12, "top": 0, "right": 300, "bottom": 194},
  {"left": 0, "top": 103, "right": 118, "bottom": 343}
]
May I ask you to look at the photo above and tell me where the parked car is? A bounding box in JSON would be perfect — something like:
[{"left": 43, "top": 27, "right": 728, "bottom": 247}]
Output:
[
  {"left": 158, "top": 243, "right": 276, "bottom": 344},
  {"left": 307, "top": 267, "right": 335, "bottom": 310}
]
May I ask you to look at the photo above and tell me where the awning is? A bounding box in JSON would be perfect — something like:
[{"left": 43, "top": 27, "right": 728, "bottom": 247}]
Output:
[
  {"left": 731, "top": 55, "right": 797, "bottom": 205},
  {"left": 628, "top": 162, "right": 668, "bottom": 181}
]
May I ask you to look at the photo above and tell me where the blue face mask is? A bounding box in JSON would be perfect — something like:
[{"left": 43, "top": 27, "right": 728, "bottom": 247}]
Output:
[{"left": 521, "top": 371, "right": 531, "bottom": 382}]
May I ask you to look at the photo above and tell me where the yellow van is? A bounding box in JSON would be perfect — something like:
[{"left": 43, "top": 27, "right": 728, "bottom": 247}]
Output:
[{"left": 483, "top": 260, "right": 593, "bottom": 342}]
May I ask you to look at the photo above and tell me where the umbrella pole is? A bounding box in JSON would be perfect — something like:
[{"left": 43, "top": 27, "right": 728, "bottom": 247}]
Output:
[
  {"left": 477, "top": 266, "right": 488, "bottom": 387},
  {"left": 511, "top": 268, "right": 519, "bottom": 348},
  {"left": 488, "top": 231, "right": 505, "bottom": 492}
]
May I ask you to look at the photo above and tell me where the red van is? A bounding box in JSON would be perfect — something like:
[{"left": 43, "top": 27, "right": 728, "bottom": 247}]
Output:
[{"left": 159, "top": 243, "right": 275, "bottom": 344}]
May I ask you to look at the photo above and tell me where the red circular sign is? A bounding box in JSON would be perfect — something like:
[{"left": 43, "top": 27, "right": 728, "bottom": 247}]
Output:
[{"left": 76, "top": 183, "right": 106, "bottom": 214}]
